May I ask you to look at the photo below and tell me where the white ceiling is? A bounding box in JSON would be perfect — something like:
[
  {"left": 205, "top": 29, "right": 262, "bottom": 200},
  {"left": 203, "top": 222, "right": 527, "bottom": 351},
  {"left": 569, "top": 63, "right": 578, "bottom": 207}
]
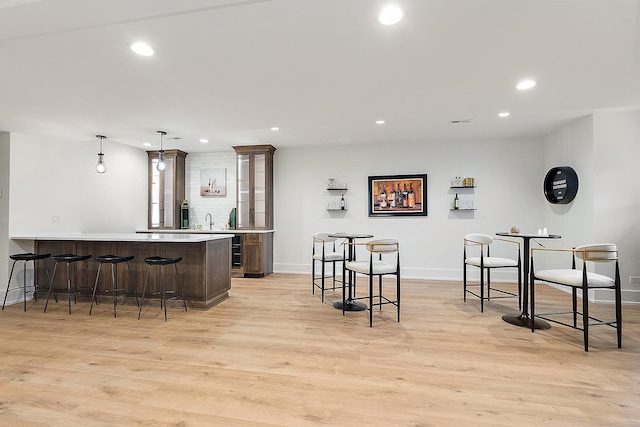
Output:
[{"left": 1, "top": 0, "right": 639, "bottom": 153}]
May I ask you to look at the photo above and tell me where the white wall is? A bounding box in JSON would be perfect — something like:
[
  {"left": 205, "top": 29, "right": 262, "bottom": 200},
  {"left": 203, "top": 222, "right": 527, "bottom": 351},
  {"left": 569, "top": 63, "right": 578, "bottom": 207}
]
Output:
[
  {"left": 543, "top": 111, "right": 640, "bottom": 303},
  {"left": 593, "top": 111, "right": 640, "bottom": 302},
  {"left": 9, "top": 133, "right": 148, "bottom": 234},
  {"left": 0, "top": 132, "right": 10, "bottom": 305},
  {"left": 543, "top": 116, "right": 596, "bottom": 247},
  {"left": 272, "top": 138, "right": 544, "bottom": 281}
]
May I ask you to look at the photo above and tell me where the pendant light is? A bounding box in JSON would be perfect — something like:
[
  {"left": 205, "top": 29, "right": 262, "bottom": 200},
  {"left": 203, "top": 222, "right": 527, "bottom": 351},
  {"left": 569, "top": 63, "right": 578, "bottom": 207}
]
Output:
[
  {"left": 95, "top": 135, "right": 107, "bottom": 174},
  {"left": 157, "top": 130, "right": 167, "bottom": 171}
]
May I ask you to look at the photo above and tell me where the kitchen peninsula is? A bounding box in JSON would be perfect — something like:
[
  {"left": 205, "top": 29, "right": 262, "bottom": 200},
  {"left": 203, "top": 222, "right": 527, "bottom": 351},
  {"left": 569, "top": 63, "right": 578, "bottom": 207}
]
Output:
[
  {"left": 137, "top": 229, "right": 274, "bottom": 278},
  {"left": 11, "top": 233, "right": 232, "bottom": 309}
]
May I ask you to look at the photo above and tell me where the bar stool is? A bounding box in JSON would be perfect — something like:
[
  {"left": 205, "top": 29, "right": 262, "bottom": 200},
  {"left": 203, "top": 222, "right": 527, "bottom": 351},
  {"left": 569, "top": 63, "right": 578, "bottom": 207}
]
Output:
[
  {"left": 45, "top": 254, "right": 92, "bottom": 314},
  {"left": 3, "top": 253, "right": 52, "bottom": 311},
  {"left": 90, "top": 255, "right": 139, "bottom": 317},
  {"left": 138, "top": 256, "right": 187, "bottom": 322}
]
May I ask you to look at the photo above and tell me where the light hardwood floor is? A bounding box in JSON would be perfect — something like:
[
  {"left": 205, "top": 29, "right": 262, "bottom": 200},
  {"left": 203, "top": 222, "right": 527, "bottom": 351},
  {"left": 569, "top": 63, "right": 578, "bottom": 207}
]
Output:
[{"left": 1, "top": 274, "right": 638, "bottom": 426}]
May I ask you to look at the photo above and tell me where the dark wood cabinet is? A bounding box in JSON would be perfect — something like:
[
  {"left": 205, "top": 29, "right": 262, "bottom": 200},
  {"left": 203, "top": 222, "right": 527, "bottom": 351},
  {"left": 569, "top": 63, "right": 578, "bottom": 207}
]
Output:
[
  {"left": 242, "top": 232, "right": 273, "bottom": 277},
  {"left": 147, "top": 149, "right": 187, "bottom": 229},
  {"left": 232, "top": 145, "right": 276, "bottom": 230}
]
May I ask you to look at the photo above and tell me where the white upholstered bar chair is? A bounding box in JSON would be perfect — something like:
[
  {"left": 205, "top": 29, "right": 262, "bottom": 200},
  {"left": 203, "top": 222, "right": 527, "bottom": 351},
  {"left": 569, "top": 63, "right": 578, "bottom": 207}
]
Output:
[
  {"left": 344, "top": 239, "right": 400, "bottom": 327},
  {"left": 463, "top": 234, "right": 521, "bottom": 312},
  {"left": 311, "top": 232, "right": 344, "bottom": 303},
  {"left": 531, "top": 243, "right": 622, "bottom": 351}
]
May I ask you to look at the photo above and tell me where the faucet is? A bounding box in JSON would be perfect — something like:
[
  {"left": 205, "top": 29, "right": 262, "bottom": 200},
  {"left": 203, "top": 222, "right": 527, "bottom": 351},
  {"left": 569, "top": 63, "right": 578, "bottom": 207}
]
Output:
[{"left": 204, "top": 213, "right": 214, "bottom": 230}]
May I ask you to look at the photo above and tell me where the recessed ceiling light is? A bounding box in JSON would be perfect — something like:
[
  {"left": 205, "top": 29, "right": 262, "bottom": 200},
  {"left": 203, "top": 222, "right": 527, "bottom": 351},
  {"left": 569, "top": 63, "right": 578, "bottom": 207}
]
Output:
[
  {"left": 131, "top": 42, "right": 154, "bottom": 56},
  {"left": 379, "top": 4, "right": 403, "bottom": 25},
  {"left": 200, "top": 139, "right": 208, "bottom": 143},
  {"left": 376, "top": 120, "right": 385, "bottom": 124},
  {"left": 516, "top": 79, "right": 536, "bottom": 90},
  {"left": 142, "top": 142, "right": 151, "bottom": 147},
  {"left": 270, "top": 127, "right": 279, "bottom": 131},
  {"left": 498, "top": 112, "right": 510, "bottom": 118}
]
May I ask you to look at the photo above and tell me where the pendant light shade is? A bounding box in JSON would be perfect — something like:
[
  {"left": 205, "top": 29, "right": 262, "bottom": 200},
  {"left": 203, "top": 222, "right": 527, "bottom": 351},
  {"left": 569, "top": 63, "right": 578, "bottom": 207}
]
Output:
[
  {"left": 157, "top": 130, "right": 167, "bottom": 171},
  {"left": 95, "top": 135, "right": 107, "bottom": 174}
]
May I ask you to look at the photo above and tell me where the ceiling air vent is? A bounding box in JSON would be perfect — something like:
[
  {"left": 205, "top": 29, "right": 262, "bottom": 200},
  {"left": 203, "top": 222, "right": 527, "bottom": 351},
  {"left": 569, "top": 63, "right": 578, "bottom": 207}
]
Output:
[{"left": 450, "top": 119, "right": 472, "bottom": 124}]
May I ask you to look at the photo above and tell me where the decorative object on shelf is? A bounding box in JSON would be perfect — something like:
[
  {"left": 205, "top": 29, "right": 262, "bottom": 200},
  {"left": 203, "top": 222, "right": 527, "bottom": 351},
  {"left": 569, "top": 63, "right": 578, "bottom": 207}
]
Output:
[
  {"left": 200, "top": 167, "right": 226, "bottom": 197},
  {"left": 368, "top": 174, "right": 427, "bottom": 217},
  {"left": 543, "top": 166, "right": 578, "bottom": 204},
  {"left": 327, "top": 178, "right": 347, "bottom": 190},
  {"left": 95, "top": 135, "right": 107, "bottom": 174},
  {"left": 451, "top": 194, "right": 475, "bottom": 210},
  {"left": 327, "top": 195, "right": 346, "bottom": 210},
  {"left": 449, "top": 178, "right": 476, "bottom": 210},
  {"left": 510, "top": 226, "right": 520, "bottom": 234},
  {"left": 156, "top": 130, "right": 167, "bottom": 171},
  {"left": 450, "top": 176, "right": 475, "bottom": 187}
]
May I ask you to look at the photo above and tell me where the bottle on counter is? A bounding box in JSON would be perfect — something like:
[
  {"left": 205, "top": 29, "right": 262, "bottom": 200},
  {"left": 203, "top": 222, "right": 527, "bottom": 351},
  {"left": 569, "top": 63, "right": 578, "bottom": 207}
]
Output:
[{"left": 229, "top": 208, "right": 236, "bottom": 229}]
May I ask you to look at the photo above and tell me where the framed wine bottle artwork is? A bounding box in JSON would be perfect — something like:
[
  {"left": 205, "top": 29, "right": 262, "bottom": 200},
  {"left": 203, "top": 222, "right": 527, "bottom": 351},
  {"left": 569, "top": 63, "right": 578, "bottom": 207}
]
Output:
[{"left": 368, "top": 174, "right": 428, "bottom": 217}]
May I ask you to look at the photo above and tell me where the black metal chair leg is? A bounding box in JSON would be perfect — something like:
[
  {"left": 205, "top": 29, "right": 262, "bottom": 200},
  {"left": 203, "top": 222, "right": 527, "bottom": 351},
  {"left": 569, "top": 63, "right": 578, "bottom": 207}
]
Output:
[
  {"left": 89, "top": 263, "right": 102, "bottom": 316},
  {"left": 138, "top": 265, "right": 151, "bottom": 320},
  {"left": 2, "top": 260, "right": 18, "bottom": 311}
]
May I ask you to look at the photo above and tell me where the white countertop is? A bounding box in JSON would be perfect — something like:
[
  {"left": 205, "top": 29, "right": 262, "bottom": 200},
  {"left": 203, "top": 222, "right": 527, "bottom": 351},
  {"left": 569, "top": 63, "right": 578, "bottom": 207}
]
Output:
[
  {"left": 136, "top": 229, "right": 275, "bottom": 234},
  {"left": 11, "top": 232, "right": 233, "bottom": 243}
]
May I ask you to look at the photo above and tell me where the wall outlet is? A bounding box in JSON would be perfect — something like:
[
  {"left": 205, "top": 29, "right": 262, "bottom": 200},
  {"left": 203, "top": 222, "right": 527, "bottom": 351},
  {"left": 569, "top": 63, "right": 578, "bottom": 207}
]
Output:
[
  {"left": 51, "top": 215, "right": 60, "bottom": 223},
  {"left": 630, "top": 276, "right": 640, "bottom": 283}
]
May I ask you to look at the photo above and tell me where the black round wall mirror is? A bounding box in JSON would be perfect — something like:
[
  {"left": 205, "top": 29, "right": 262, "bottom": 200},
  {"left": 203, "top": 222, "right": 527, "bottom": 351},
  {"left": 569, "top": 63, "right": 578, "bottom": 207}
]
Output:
[{"left": 544, "top": 166, "right": 578, "bottom": 204}]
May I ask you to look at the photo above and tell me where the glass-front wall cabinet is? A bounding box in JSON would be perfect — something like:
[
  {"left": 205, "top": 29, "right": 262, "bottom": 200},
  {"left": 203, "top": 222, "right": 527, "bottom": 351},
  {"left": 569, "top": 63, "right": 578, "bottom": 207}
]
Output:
[
  {"left": 233, "top": 145, "right": 275, "bottom": 230},
  {"left": 147, "top": 150, "right": 187, "bottom": 229}
]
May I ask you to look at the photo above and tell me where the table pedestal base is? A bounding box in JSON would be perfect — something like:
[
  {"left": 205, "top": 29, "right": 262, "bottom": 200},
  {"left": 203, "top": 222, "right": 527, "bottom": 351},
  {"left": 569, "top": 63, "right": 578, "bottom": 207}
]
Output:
[
  {"left": 334, "top": 300, "right": 367, "bottom": 311},
  {"left": 502, "top": 313, "right": 551, "bottom": 330}
]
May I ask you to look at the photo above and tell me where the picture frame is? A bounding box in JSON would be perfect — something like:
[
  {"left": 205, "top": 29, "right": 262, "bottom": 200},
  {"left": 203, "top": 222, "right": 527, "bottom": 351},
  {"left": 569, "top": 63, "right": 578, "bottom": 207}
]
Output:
[
  {"left": 368, "top": 174, "right": 427, "bottom": 217},
  {"left": 200, "top": 167, "right": 227, "bottom": 197}
]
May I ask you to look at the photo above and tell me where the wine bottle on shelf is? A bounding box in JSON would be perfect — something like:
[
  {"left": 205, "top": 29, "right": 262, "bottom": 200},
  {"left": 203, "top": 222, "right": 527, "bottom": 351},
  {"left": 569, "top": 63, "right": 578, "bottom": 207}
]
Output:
[
  {"left": 454, "top": 193, "right": 459, "bottom": 209},
  {"left": 408, "top": 183, "right": 416, "bottom": 208},
  {"left": 340, "top": 194, "right": 345, "bottom": 210}
]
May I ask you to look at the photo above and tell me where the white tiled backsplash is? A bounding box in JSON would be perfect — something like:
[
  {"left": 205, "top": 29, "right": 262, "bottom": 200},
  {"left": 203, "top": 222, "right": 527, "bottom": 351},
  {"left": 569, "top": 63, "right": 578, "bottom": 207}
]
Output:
[{"left": 185, "top": 151, "right": 237, "bottom": 230}]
